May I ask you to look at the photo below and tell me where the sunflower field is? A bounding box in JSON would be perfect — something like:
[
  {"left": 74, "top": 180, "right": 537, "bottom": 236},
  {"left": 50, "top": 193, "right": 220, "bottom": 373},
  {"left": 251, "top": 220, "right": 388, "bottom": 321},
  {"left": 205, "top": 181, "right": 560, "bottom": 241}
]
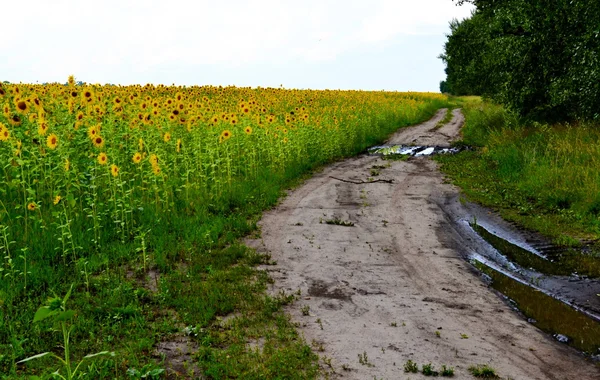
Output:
[{"left": 0, "top": 78, "right": 449, "bottom": 378}]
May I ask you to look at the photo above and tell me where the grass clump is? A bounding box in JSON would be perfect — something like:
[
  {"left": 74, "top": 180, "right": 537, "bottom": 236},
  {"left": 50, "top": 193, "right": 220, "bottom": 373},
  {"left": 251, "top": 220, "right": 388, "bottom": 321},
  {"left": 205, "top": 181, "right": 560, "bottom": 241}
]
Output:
[
  {"left": 324, "top": 218, "right": 355, "bottom": 227},
  {"left": 404, "top": 359, "right": 419, "bottom": 373},
  {"left": 468, "top": 364, "right": 498, "bottom": 378}
]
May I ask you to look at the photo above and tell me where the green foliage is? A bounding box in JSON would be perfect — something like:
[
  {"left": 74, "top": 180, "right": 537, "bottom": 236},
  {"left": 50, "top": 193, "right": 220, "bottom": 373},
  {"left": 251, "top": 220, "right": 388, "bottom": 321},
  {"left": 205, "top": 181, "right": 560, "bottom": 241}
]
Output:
[
  {"left": 437, "top": 99, "right": 600, "bottom": 266},
  {"left": 468, "top": 364, "right": 498, "bottom": 378},
  {"left": 404, "top": 359, "right": 419, "bottom": 373},
  {"left": 442, "top": 1, "right": 600, "bottom": 122}
]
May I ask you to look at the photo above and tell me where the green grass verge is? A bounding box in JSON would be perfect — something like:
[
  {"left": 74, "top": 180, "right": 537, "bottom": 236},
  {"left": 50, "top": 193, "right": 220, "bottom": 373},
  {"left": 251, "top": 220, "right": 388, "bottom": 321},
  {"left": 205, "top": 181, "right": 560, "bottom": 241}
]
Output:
[{"left": 437, "top": 97, "right": 600, "bottom": 273}]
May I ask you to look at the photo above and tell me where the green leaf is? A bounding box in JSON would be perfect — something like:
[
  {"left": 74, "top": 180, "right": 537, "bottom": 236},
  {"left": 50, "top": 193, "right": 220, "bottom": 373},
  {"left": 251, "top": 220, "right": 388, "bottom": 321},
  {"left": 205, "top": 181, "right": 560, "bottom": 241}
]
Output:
[
  {"left": 17, "top": 351, "right": 51, "bottom": 363},
  {"left": 62, "top": 283, "right": 74, "bottom": 305},
  {"left": 33, "top": 306, "right": 56, "bottom": 323},
  {"left": 83, "top": 351, "right": 114, "bottom": 359},
  {"left": 55, "top": 310, "right": 76, "bottom": 321}
]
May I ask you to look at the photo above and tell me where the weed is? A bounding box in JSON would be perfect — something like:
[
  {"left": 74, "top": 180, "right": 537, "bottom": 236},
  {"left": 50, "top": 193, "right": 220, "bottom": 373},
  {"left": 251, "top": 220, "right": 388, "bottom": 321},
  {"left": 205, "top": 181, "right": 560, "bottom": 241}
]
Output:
[
  {"left": 468, "top": 364, "right": 498, "bottom": 378},
  {"left": 435, "top": 330, "right": 441, "bottom": 338},
  {"left": 325, "top": 218, "right": 355, "bottom": 227},
  {"left": 301, "top": 305, "right": 310, "bottom": 316},
  {"left": 370, "top": 168, "right": 381, "bottom": 176},
  {"left": 404, "top": 359, "right": 419, "bottom": 373},
  {"left": 382, "top": 153, "right": 410, "bottom": 161},
  {"left": 316, "top": 318, "right": 324, "bottom": 330},
  {"left": 358, "top": 351, "right": 374, "bottom": 367},
  {"left": 441, "top": 364, "right": 455, "bottom": 377},
  {"left": 460, "top": 333, "right": 469, "bottom": 339},
  {"left": 342, "top": 363, "right": 351, "bottom": 371},
  {"left": 390, "top": 322, "right": 397, "bottom": 327},
  {"left": 422, "top": 362, "right": 439, "bottom": 376}
]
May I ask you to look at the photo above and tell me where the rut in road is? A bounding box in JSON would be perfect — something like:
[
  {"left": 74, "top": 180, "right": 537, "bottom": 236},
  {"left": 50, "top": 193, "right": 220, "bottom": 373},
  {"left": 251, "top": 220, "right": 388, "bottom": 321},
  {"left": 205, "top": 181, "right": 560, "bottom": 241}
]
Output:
[{"left": 245, "top": 109, "right": 600, "bottom": 380}]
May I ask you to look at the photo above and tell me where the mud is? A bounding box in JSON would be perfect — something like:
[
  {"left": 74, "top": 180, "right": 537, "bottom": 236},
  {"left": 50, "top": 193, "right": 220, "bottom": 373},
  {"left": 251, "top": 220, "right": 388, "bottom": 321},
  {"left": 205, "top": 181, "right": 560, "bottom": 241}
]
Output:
[{"left": 246, "top": 109, "right": 600, "bottom": 379}]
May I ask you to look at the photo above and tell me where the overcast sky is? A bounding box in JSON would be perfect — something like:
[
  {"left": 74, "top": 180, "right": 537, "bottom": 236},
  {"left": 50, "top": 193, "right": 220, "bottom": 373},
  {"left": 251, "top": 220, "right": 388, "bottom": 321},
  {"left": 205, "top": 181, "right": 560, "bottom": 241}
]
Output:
[{"left": 1, "top": 0, "right": 474, "bottom": 92}]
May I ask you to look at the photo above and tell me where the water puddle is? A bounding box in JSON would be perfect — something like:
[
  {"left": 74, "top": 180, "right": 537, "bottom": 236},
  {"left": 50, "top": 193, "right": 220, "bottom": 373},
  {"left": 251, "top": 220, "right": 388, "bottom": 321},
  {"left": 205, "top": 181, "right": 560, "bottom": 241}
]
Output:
[
  {"left": 473, "top": 260, "right": 600, "bottom": 355},
  {"left": 368, "top": 145, "right": 462, "bottom": 157},
  {"left": 472, "top": 223, "right": 600, "bottom": 278}
]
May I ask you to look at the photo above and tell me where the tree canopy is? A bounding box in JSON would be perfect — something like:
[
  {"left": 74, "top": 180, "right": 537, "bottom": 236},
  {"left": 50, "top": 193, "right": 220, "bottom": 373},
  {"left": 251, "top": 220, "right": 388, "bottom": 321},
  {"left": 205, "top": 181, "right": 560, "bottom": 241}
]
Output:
[{"left": 441, "top": 0, "right": 600, "bottom": 122}]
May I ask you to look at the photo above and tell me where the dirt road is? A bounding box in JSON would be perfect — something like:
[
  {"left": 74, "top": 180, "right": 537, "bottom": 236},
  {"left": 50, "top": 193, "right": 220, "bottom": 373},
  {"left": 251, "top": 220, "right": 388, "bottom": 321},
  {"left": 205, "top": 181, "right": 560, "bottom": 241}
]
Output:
[{"left": 246, "top": 110, "right": 600, "bottom": 379}]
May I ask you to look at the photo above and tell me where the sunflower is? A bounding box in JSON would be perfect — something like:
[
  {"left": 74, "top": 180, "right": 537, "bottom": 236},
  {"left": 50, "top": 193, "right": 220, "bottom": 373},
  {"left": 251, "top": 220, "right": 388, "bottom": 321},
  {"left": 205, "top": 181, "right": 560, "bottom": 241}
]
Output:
[
  {"left": 9, "top": 114, "right": 21, "bottom": 126},
  {"left": 0, "top": 124, "right": 9, "bottom": 142},
  {"left": 163, "top": 132, "right": 171, "bottom": 142},
  {"left": 149, "top": 154, "right": 159, "bottom": 166},
  {"left": 65, "top": 159, "right": 71, "bottom": 171},
  {"left": 176, "top": 139, "right": 182, "bottom": 153},
  {"left": 27, "top": 202, "right": 37, "bottom": 211},
  {"left": 97, "top": 152, "right": 108, "bottom": 165},
  {"left": 132, "top": 152, "right": 142, "bottom": 164},
  {"left": 38, "top": 121, "right": 49, "bottom": 136},
  {"left": 152, "top": 165, "right": 161, "bottom": 175},
  {"left": 68, "top": 75, "right": 76, "bottom": 86},
  {"left": 87, "top": 125, "right": 99, "bottom": 139},
  {"left": 138, "top": 138, "right": 144, "bottom": 151},
  {"left": 76, "top": 111, "right": 84, "bottom": 121},
  {"left": 244, "top": 126, "right": 252, "bottom": 135},
  {"left": 46, "top": 134, "right": 58, "bottom": 149},
  {"left": 15, "top": 100, "right": 28, "bottom": 113},
  {"left": 110, "top": 164, "right": 119, "bottom": 177},
  {"left": 283, "top": 137, "right": 289, "bottom": 144},
  {"left": 53, "top": 195, "right": 61, "bottom": 205},
  {"left": 92, "top": 136, "right": 104, "bottom": 148},
  {"left": 220, "top": 130, "right": 232, "bottom": 142}
]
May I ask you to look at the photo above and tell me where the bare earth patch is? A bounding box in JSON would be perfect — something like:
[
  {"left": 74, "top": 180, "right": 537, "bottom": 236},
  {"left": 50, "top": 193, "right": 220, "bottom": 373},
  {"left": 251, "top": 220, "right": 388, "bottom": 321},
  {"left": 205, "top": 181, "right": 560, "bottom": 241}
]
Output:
[{"left": 246, "top": 109, "right": 600, "bottom": 379}]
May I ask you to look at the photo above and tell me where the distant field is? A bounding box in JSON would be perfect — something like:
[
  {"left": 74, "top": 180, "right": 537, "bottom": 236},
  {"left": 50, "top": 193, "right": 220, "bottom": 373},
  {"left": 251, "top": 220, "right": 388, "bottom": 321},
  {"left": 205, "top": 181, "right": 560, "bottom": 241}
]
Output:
[{"left": 0, "top": 80, "right": 449, "bottom": 378}]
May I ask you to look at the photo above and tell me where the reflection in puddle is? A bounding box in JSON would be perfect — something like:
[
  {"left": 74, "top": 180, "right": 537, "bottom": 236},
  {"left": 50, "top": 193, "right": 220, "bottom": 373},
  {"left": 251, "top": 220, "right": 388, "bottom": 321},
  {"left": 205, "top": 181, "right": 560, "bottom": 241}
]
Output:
[
  {"left": 474, "top": 261, "right": 600, "bottom": 354},
  {"left": 472, "top": 223, "right": 600, "bottom": 278},
  {"left": 368, "top": 145, "right": 462, "bottom": 157}
]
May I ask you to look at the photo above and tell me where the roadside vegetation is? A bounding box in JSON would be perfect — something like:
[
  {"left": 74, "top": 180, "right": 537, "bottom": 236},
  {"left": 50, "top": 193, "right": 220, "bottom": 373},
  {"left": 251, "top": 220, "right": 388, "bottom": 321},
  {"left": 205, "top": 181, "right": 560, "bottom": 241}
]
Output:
[
  {"left": 0, "top": 79, "right": 450, "bottom": 378},
  {"left": 437, "top": 97, "right": 600, "bottom": 263}
]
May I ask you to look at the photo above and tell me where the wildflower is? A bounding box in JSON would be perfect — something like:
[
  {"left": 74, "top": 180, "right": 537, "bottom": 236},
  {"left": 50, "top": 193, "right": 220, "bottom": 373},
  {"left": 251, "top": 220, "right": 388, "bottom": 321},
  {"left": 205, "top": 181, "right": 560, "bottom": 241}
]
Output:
[
  {"left": 27, "top": 202, "right": 36, "bottom": 211},
  {"left": 152, "top": 165, "right": 161, "bottom": 175},
  {"left": 53, "top": 195, "right": 61, "bottom": 205},
  {"left": 16, "top": 100, "right": 28, "bottom": 113},
  {"left": 38, "top": 121, "right": 49, "bottom": 136},
  {"left": 244, "top": 126, "right": 252, "bottom": 135},
  {"left": 64, "top": 159, "right": 71, "bottom": 171},
  {"left": 0, "top": 123, "right": 9, "bottom": 141},
  {"left": 163, "top": 132, "right": 171, "bottom": 142},
  {"left": 87, "top": 125, "right": 99, "bottom": 139},
  {"left": 149, "top": 154, "right": 158, "bottom": 166},
  {"left": 46, "top": 134, "right": 58, "bottom": 149},
  {"left": 97, "top": 152, "right": 108, "bottom": 165},
  {"left": 176, "top": 139, "right": 182, "bottom": 153}
]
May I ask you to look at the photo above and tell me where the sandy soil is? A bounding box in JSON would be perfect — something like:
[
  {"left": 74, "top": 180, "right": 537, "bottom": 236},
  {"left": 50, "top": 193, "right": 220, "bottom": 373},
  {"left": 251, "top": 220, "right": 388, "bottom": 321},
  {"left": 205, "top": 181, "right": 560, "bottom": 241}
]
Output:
[{"left": 245, "top": 109, "right": 600, "bottom": 379}]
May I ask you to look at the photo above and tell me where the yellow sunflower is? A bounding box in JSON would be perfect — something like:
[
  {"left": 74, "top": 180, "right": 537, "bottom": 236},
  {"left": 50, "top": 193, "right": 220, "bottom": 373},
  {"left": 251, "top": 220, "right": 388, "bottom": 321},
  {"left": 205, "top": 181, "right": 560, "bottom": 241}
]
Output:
[
  {"left": 163, "top": 132, "right": 171, "bottom": 142},
  {"left": 92, "top": 136, "right": 104, "bottom": 148},
  {"left": 149, "top": 154, "right": 159, "bottom": 166},
  {"left": 0, "top": 124, "right": 9, "bottom": 142},
  {"left": 53, "top": 195, "right": 61, "bottom": 205},
  {"left": 110, "top": 164, "right": 119, "bottom": 177},
  {"left": 220, "top": 130, "right": 232, "bottom": 142},
  {"left": 97, "top": 152, "right": 108, "bottom": 165},
  {"left": 132, "top": 152, "right": 142, "bottom": 164},
  {"left": 46, "top": 134, "right": 58, "bottom": 150},
  {"left": 152, "top": 165, "right": 161, "bottom": 176},
  {"left": 176, "top": 139, "right": 182, "bottom": 153},
  {"left": 27, "top": 202, "right": 36, "bottom": 211},
  {"left": 65, "top": 159, "right": 71, "bottom": 171},
  {"left": 244, "top": 126, "right": 252, "bottom": 135}
]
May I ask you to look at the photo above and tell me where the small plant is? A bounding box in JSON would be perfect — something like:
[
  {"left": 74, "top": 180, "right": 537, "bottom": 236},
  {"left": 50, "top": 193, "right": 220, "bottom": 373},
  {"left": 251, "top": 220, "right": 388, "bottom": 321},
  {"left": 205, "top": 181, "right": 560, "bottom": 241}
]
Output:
[
  {"left": 404, "top": 359, "right": 419, "bottom": 373},
  {"left": 390, "top": 322, "right": 397, "bottom": 327},
  {"left": 17, "top": 285, "right": 114, "bottom": 380},
  {"left": 370, "top": 168, "right": 380, "bottom": 176},
  {"left": 441, "top": 365, "right": 455, "bottom": 377},
  {"left": 422, "top": 363, "right": 439, "bottom": 376},
  {"left": 358, "top": 351, "right": 374, "bottom": 367},
  {"left": 382, "top": 220, "right": 389, "bottom": 227},
  {"left": 324, "top": 218, "right": 354, "bottom": 227},
  {"left": 301, "top": 305, "right": 310, "bottom": 316},
  {"left": 460, "top": 333, "right": 469, "bottom": 339},
  {"left": 435, "top": 330, "right": 441, "bottom": 338},
  {"left": 468, "top": 364, "right": 498, "bottom": 378},
  {"left": 341, "top": 363, "right": 351, "bottom": 371},
  {"left": 323, "top": 356, "right": 335, "bottom": 372},
  {"left": 316, "top": 318, "right": 324, "bottom": 330}
]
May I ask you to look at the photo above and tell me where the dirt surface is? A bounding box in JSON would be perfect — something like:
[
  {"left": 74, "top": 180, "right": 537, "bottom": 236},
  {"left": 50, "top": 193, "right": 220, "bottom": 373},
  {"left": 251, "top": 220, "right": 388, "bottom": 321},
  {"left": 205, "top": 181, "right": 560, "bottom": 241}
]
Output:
[{"left": 245, "top": 109, "right": 600, "bottom": 379}]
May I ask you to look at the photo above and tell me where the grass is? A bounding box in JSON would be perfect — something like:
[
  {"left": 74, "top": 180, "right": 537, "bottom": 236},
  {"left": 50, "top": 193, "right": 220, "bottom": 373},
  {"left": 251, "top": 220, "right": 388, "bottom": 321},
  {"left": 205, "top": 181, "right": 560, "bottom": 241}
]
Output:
[
  {"left": 436, "top": 97, "right": 600, "bottom": 275},
  {"left": 468, "top": 364, "right": 498, "bottom": 378},
  {"left": 324, "top": 218, "right": 355, "bottom": 227}
]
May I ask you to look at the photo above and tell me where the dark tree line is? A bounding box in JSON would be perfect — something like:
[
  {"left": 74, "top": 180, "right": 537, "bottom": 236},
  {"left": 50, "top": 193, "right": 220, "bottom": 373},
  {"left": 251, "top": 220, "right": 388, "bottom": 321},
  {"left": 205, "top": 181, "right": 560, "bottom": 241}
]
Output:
[{"left": 440, "top": 0, "right": 600, "bottom": 122}]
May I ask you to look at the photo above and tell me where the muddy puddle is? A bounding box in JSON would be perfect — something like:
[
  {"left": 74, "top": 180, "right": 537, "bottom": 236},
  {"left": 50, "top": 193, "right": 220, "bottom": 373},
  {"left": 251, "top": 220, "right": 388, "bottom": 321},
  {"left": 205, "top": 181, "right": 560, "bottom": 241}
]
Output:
[
  {"left": 467, "top": 222, "right": 600, "bottom": 355},
  {"left": 368, "top": 144, "right": 463, "bottom": 157}
]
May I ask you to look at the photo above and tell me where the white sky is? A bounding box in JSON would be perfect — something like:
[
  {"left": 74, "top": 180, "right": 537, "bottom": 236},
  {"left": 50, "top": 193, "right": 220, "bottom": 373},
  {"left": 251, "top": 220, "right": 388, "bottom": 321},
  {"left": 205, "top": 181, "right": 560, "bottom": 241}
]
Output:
[{"left": 1, "top": 0, "right": 474, "bottom": 91}]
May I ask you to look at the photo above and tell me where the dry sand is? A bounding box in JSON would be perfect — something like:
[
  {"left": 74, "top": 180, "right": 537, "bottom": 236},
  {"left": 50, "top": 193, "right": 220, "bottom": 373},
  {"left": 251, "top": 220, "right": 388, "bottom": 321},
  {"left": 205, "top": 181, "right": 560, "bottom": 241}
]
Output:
[{"left": 245, "top": 109, "right": 600, "bottom": 379}]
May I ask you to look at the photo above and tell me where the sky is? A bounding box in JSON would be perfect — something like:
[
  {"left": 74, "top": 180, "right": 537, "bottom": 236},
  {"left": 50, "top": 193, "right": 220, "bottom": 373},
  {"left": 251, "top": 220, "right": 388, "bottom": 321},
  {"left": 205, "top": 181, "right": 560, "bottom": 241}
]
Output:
[{"left": 1, "top": 0, "right": 474, "bottom": 92}]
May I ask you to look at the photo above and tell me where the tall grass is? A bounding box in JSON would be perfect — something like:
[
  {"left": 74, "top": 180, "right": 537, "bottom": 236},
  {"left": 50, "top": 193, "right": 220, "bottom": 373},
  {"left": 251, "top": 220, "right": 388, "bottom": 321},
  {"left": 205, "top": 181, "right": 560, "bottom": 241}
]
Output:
[{"left": 439, "top": 98, "right": 600, "bottom": 244}]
